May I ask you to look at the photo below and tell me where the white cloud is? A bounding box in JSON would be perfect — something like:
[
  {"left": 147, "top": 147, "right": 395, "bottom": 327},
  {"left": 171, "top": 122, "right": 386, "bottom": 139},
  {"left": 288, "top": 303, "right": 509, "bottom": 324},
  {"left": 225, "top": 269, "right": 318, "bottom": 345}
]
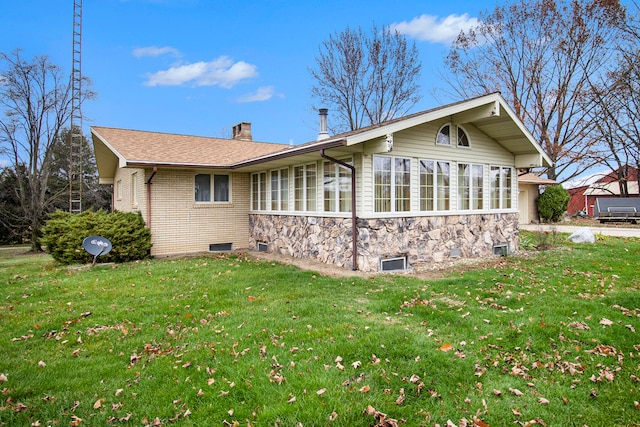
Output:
[
  {"left": 391, "top": 13, "right": 479, "bottom": 45},
  {"left": 143, "top": 56, "right": 258, "bottom": 88},
  {"left": 133, "top": 45, "right": 181, "bottom": 58},
  {"left": 236, "top": 86, "right": 277, "bottom": 103}
]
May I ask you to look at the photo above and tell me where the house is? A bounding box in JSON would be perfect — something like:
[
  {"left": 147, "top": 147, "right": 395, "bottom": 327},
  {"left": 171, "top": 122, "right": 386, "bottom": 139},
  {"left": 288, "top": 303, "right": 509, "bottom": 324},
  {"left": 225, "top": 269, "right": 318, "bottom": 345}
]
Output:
[
  {"left": 564, "top": 166, "right": 639, "bottom": 217},
  {"left": 517, "top": 173, "right": 558, "bottom": 224},
  {"left": 92, "top": 92, "right": 552, "bottom": 272}
]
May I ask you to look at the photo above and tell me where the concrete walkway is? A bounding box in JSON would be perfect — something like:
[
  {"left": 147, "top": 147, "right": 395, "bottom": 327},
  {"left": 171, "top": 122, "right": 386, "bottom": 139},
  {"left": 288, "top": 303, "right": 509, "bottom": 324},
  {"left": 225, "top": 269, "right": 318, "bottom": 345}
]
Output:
[{"left": 520, "top": 223, "right": 640, "bottom": 238}]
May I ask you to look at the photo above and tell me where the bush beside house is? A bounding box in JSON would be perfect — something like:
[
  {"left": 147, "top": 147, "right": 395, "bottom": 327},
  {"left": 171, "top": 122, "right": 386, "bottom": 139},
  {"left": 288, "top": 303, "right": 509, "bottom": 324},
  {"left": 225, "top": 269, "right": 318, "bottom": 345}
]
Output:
[
  {"left": 41, "top": 210, "right": 152, "bottom": 264},
  {"left": 537, "top": 185, "right": 570, "bottom": 222}
]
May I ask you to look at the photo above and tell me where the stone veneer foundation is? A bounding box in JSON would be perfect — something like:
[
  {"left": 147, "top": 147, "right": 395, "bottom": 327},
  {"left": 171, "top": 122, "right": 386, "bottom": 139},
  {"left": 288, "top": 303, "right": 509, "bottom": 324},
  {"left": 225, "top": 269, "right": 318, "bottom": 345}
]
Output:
[{"left": 249, "top": 213, "right": 519, "bottom": 272}]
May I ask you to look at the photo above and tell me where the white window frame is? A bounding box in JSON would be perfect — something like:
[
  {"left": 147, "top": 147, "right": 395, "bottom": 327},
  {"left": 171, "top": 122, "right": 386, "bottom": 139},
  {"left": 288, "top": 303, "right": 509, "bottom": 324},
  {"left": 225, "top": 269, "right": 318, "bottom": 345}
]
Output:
[
  {"left": 490, "top": 165, "right": 514, "bottom": 210},
  {"left": 456, "top": 125, "right": 471, "bottom": 148},
  {"left": 116, "top": 180, "right": 122, "bottom": 201},
  {"left": 436, "top": 160, "right": 451, "bottom": 211},
  {"left": 131, "top": 172, "right": 138, "bottom": 206},
  {"left": 457, "top": 163, "right": 484, "bottom": 211},
  {"left": 436, "top": 123, "right": 471, "bottom": 148},
  {"left": 436, "top": 123, "right": 451, "bottom": 146},
  {"left": 196, "top": 173, "right": 232, "bottom": 204},
  {"left": 373, "top": 155, "right": 411, "bottom": 213},
  {"left": 251, "top": 172, "right": 267, "bottom": 210},
  {"left": 323, "top": 158, "right": 352, "bottom": 213},
  {"left": 293, "top": 163, "right": 317, "bottom": 212},
  {"left": 270, "top": 168, "right": 289, "bottom": 211}
]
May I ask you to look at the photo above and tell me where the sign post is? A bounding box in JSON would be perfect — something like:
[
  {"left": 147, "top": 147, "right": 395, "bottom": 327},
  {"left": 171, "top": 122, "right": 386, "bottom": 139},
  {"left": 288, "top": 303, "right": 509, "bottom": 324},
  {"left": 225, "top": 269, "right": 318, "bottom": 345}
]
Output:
[{"left": 82, "top": 236, "right": 112, "bottom": 266}]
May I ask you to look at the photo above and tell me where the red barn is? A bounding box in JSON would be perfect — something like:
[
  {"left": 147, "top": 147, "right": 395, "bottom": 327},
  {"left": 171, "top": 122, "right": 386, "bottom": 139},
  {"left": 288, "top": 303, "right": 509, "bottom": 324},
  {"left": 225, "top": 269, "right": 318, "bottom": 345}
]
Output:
[{"left": 564, "top": 167, "right": 639, "bottom": 217}]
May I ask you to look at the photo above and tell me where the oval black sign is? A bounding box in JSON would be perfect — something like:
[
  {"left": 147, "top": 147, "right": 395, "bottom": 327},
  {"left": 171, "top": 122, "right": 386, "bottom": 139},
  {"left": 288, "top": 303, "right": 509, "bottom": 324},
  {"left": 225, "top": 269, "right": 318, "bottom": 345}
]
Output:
[{"left": 82, "top": 235, "right": 112, "bottom": 257}]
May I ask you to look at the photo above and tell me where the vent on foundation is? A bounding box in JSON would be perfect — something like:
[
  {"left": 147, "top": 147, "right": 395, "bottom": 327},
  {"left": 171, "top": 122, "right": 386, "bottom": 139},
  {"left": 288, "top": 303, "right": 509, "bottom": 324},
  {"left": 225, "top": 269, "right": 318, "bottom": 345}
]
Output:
[
  {"left": 380, "top": 256, "right": 407, "bottom": 272},
  {"left": 257, "top": 242, "right": 268, "bottom": 252},
  {"left": 209, "top": 243, "right": 232, "bottom": 252},
  {"left": 493, "top": 244, "right": 509, "bottom": 256}
]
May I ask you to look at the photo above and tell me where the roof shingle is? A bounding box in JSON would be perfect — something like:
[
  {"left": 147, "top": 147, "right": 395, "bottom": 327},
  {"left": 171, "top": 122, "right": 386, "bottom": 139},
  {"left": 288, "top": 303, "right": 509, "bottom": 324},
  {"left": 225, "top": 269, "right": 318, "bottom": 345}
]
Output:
[{"left": 92, "top": 126, "right": 289, "bottom": 167}]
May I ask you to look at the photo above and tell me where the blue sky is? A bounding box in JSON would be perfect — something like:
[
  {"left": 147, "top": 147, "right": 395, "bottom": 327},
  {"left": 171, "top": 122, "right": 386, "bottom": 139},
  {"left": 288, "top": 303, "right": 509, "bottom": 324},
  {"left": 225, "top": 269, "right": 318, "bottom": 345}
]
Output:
[{"left": 2, "top": 0, "right": 487, "bottom": 146}]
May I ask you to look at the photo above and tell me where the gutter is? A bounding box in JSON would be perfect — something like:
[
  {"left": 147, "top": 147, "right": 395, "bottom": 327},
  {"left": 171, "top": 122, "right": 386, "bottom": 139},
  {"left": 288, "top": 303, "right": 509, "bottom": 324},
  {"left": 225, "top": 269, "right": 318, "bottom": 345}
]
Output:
[
  {"left": 145, "top": 166, "right": 157, "bottom": 229},
  {"left": 320, "top": 149, "right": 358, "bottom": 271}
]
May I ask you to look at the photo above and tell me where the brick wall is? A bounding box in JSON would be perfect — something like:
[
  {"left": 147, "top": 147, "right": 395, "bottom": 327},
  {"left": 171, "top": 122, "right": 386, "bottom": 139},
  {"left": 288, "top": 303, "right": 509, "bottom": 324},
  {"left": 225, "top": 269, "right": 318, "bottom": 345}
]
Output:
[{"left": 115, "top": 168, "right": 251, "bottom": 256}]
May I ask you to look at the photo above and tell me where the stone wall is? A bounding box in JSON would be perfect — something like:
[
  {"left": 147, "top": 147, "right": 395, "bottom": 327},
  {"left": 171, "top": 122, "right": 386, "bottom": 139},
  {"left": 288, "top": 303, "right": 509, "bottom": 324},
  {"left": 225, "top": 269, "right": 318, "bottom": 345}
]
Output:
[{"left": 249, "top": 213, "right": 519, "bottom": 272}]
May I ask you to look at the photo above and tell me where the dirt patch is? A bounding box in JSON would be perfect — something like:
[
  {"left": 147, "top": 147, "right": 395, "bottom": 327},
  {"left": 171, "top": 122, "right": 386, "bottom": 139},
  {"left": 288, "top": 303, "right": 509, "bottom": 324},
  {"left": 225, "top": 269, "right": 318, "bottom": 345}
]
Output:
[{"left": 248, "top": 250, "right": 507, "bottom": 281}]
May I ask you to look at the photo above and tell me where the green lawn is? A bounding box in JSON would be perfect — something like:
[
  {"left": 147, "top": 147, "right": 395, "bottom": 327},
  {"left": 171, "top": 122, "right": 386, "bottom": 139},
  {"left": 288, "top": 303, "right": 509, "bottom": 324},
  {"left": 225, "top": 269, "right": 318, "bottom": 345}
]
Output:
[{"left": 1, "top": 232, "right": 639, "bottom": 426}]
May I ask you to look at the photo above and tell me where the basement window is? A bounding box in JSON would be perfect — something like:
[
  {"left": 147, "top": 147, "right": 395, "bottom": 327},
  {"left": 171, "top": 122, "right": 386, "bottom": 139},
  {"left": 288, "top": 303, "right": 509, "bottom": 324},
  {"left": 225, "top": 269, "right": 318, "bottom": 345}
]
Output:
[
  {"left": 493, "top": 244, "right": 509, "bottom": 256},
  {"left": 209, "top": 243, "right": 232, "bottom": 252},
  {"left": 257, "top": 242, "right": 268, "bottom": 252},
  {"left": 380, "top": 256, "right": 407, "bottom": 272}
]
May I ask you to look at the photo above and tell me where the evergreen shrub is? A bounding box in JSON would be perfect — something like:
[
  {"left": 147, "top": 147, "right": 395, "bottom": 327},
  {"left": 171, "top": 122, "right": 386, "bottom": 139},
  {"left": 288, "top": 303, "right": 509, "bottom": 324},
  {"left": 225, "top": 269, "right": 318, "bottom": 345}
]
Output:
[
  {"left": 537, "top": 184, "right": 570, "bottom": 222},
  {"left": 41, "top": 210, "right": 152, "bottom": 264}
]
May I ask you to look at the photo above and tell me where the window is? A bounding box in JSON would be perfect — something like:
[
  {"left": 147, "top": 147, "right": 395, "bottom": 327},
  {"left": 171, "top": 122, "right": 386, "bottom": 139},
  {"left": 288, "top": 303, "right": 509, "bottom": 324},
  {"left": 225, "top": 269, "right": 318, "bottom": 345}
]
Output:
[
  {"left": 457, "top": 126, "right": 470, "bottom": 147},
  {"left": 437, "top": 124, "right": 471, "bottom": 147},
  {"left": 251, "top": 172, "right": 267, "bottom": 210},
  {"left": 131, "top": 172, "right": 138, "bottom": 205},
  {"left": 270, "top": 168, "right": 289, "bottom": 211},
  {"left": 116, "top": 180, "right": 122, "bottom": 200},
  {"left": 294, "top": 164, "right": 317, "bottom": 211},
  {"left": 374, "top": 156, "right": 410, "bottom": 213},
  {"left": 436, "top": 124, "right": 451, "bottom": 145},
  {"left": 436, "top": 161, "right": 450, "bottom": 211},
  {"left": 197, "top": 173, "right": 231, "bottom": 203},
  {"left": 213, "top": 174, "right": 230, "bottom": 202},
  {"left": 458, "top": 163, "right": 484, "bottom": 210},
  {"left": 419, "top": 160, "right": 434, "bottom": 211},
  {"left": 490, "top": 166, "right": 513, "bottom": 209},
  {"left": 323, "top": 159, "right": 352, "bottom": 213}
]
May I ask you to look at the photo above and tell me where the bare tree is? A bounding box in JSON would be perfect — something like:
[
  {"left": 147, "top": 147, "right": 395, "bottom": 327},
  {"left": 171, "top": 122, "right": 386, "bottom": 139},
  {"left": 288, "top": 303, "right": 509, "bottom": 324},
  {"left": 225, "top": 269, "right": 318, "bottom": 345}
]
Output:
[
  {"left": 586, "top": 1, "right": 640, "bottom": 192},
  {"left": 0, "top": 50, "right": 93, "bottom": 251},
  {"left": 443, "top": 0, "right": 626, "bottom": 181},
  {"left": 310, "top": 23, "right": 422, "bottom": 133}
]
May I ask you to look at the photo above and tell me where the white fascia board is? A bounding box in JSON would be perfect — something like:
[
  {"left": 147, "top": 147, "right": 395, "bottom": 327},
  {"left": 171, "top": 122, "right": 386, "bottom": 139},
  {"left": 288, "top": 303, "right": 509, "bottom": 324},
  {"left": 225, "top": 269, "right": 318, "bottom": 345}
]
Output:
[
  {"left": 91, "top": 128, "right": 128, "bottom": 168},
  {"left": 345, "top": 94, "right": 503, "bottom": 146},
  {"left": 493, "top": 98, "right": 554, "bottom": 167}
]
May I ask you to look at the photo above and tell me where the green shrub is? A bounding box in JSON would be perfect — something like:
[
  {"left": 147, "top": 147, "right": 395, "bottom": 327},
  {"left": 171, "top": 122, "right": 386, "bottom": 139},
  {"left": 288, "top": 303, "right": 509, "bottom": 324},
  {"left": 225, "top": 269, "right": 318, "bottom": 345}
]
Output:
[
  {"left": 41, "top": 210, "right": 152, "bottom": 264},
  {"left": 537, "top": 184, "right": 570, "bottom": 222}
]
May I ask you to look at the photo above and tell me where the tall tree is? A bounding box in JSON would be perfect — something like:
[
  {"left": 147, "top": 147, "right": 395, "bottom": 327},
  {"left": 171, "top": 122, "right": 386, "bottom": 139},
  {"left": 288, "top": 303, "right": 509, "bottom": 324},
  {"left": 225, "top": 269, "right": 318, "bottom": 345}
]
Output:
[
  {"left": 309, "top": 23, "right": 422, "bottom": 133},
  {"left": 586, "top": 1, "right": 640, "bottom": 196},
  {"left": 443, "top": 0, "right": 626, "bottom": 181},
  {"left": 0, "top": 50, "right": 94, "bottom": 251}
]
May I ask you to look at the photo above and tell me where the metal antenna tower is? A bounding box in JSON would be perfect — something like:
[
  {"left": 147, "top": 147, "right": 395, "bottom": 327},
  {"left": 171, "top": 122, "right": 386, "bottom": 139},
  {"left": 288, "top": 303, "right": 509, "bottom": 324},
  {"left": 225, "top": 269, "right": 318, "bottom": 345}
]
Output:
[{"left": 69, "top": 0, "right": 83, "bottom": 213}]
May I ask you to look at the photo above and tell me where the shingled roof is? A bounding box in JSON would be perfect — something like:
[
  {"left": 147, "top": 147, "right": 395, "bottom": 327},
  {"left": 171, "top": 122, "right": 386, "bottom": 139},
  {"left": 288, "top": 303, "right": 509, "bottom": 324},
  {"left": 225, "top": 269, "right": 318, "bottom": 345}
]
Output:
[{"left": 92, "top": 126, "right": 289, "bottom": 168}]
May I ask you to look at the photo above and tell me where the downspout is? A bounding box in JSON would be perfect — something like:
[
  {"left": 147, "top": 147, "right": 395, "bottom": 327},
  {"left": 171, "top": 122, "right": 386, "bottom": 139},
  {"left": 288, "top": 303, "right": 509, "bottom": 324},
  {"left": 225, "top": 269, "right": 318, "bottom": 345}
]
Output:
[
  {"left": 320, "top": 149, "right": 358, "bottom": 271},
  {"left": 146, "top": 167, "right": 157, "bottom": 229}
]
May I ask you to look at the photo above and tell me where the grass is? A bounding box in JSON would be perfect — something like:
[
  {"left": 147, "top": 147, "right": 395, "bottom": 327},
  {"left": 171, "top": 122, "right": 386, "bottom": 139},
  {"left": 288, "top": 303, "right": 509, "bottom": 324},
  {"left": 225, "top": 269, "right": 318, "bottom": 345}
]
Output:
[{"left": 1, "top": 232, "right": 639, "bottom": 426}]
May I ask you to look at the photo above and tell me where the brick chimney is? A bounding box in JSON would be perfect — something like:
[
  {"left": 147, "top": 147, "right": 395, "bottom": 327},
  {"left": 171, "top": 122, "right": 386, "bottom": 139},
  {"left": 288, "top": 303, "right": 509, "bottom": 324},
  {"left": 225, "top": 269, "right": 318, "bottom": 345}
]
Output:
[{"left": 232, "top": 122, "right": 252, "bottom": 141}]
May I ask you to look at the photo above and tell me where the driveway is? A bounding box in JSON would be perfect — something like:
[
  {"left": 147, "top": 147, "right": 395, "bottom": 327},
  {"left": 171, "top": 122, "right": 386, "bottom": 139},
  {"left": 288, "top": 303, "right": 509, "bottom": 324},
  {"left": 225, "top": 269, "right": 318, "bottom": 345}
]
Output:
[{"left": 520, "top": 223, "right": 640, "bottom": 238}]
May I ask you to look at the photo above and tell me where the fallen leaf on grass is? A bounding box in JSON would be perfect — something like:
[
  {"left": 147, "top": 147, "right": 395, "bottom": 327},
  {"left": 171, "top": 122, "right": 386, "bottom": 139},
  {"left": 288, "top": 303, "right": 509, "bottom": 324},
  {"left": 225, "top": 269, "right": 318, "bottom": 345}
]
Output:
[
  {"left": 440, "top": 343, "right": 454, "bottom": 352},
  {"left": 538, "top": 397, "right": 550, "bottom": 404},
  {"left": 329, "top": 411, "right": 338, "bottom": 421},
  {"left": 70, "top": 416, "right": 82, "bottom": 426},
  {"left": 316, "top": 388, "right": 326, "bottom": 396},
  {"left": 599, "top": 318, "right": 614, "bottom": 326},
  {"left": 509, "top": 388, "right": 524, "bottom": 396},
  {"left": 634, "top": 401, "right": 640, "bottom": 410},
  {"left": 359, "top": 385, "right": 371, "bottom": 393},
  {"left": 0, "top": 374, "right": 7, "bottom": 382},
  {"left": 93, "top": 399, "right": 103, "bottom": 409}
]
